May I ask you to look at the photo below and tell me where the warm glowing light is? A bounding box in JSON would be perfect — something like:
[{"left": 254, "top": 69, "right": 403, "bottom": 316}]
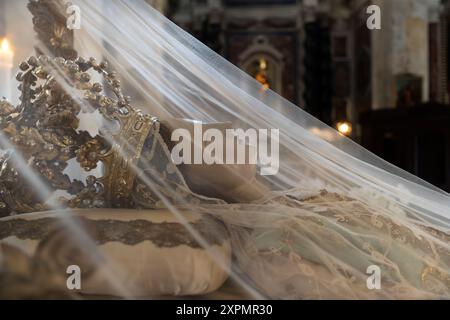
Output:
[
  {"left": 0, "top": 37, "right": 14, "bottom": 100},
  {"left": 259, "top": 58, "right": 267, "bottom": 70},
  {"left": 337, "top": 121, "right": 352, "bottom": 136},
  {"left": 0, "top": 38, "right": 14, "bottom": 68},
  {"left": 0, "top": 38, "right": 13, "bottom": 54},
  {"left": 255, "top": 72, "right": 270, "bottom": 92}
]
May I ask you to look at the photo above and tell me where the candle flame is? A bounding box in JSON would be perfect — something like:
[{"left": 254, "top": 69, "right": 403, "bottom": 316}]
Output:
[{"left": 0, "top": 38, "right": 13, "bottom": 54}]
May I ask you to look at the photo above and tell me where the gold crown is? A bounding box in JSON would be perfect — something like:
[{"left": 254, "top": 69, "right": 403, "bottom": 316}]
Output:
[
  {"left": 0, "top": 54, "right": 155, "bottom": 214},
  {"left": 0, "top": 0, "right": 160, "bottom": 215}
]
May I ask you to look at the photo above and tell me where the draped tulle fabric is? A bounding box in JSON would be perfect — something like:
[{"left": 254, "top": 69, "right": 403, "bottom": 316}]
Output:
[{"left": 2, "top": 0, "right": 450, "bottom": 299}]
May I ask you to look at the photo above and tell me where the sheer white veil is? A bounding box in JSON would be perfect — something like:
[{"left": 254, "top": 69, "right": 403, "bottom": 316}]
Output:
[
  {"left": 73, "top": 0, "right": 450, "bottom": 221},
  {"left": 1, "top": 0, "right": 449, "bottom": 299}
]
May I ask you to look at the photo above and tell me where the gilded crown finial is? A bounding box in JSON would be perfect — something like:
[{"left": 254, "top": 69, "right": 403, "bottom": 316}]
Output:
[{"left": 28, "top": 0, "right": 77, "bottom": 59}]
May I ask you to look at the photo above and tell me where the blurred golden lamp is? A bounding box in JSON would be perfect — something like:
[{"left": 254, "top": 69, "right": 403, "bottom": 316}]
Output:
[{"left": 337, "top": 121, "right": 352, "bottom": 136}]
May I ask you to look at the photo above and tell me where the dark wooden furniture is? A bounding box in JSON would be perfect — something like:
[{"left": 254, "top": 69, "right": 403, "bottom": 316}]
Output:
[{"left": 360, "top": 104, "right": 450, "bottom": 192}]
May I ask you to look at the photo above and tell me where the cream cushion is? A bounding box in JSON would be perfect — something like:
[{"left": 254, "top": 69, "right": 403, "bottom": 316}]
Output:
[{"left": 0, "top": 209, "right": 231, "bottom": 298}]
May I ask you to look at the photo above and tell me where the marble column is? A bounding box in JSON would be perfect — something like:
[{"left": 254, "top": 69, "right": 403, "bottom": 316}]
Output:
[{"left": 371, "top": 0, "right": 440, "bottom": 109}]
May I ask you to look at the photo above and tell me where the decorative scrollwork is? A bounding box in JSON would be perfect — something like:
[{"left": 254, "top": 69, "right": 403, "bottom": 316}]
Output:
[
  {"left": 28, "top": 0, "right": 77, "bottom": 59},
  {"left": 0, "top": 51, "right": 155, "bottom": 214},
  {"left": 0, "top": 0, "right": 161, "bottom": 215}
]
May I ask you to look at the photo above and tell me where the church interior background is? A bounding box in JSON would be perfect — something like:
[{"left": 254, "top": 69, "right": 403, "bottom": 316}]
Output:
[{"left": 1, "top": 0, "right": 450, "bottom": 192}]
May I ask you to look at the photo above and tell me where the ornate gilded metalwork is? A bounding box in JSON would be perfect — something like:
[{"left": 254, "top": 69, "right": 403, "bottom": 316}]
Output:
[
  {"left": 28, "top": 0, "right": 77, "bottom": 59},
  {"left": 0, "top": 0, "right": 163, "bottom": 215},
  {"left": 0, "top": 52, "right": 158, "bottom": 215},
  {"left": 421, "top": 266, "right": 450, "bottom": 288}
]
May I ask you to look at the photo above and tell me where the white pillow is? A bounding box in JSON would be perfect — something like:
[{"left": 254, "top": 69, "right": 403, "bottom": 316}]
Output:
[{"left": 0, "top": 209, "right": 231, "bottom": 298}]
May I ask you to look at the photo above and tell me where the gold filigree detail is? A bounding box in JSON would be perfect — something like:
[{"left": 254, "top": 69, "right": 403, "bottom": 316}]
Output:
[
  {"left": 28, "top": 0, "right": 77, "bottom": 59},
  {"left": 0, "top": 52, "right": 159, "bottom": 213},
  {"left": 421, "top": 266, "right": 450, "bottom": 288},
  {"left": 0, "top": 0, "right": 176, "bottom": 213},
  {"left": 100, "top": 111, "right": 155, "bottom": 208}
]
